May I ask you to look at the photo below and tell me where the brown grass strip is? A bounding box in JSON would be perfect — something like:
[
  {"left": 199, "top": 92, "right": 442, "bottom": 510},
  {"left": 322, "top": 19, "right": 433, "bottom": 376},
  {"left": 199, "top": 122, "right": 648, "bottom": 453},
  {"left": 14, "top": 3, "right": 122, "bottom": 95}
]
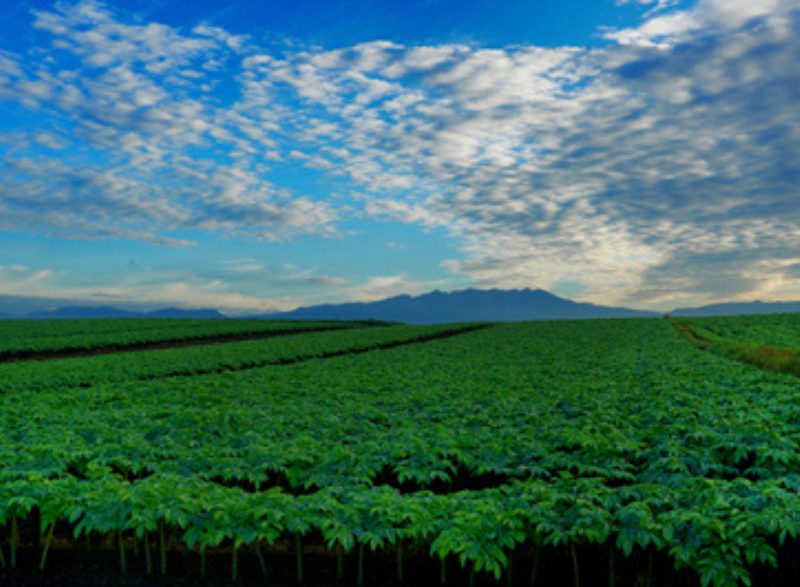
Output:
[{"left": 669, "top": 317, "right": 800, "bottom": 378}]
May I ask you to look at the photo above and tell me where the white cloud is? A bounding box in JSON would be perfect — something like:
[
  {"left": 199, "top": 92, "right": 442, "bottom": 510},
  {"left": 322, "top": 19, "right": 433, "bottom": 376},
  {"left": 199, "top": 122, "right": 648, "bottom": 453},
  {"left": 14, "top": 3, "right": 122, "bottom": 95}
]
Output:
[
  {"left": 362, "top": 197, "right": 448, "bottom": 227},
  {"left": 339, "top": 275, "right": 423, "bottom": 303},
  {"left": 0, "top": 1, "right": 337, "bottom": 243},
  {"left": 248, "top": 5, "right": 800, "bottom": 307},
  {"left": 32, "top": 1, "right": 226, "bottom": 74},
  {"left": 602, "top": 11, "right": 701, "bottom": 46},
  {"left": 220, "top": 258, "right": 266, "bottom": 272},
  {"left": 0, "top": 262, "right": 295, "bottom": 314},
  {"left": 0, "top": 265, "right": 56, "bottom": 290},
  {"left": 2, "top": 0, "right": 800, "bottom": 308},
  {"left": 700, "top": 0, "right": 786, "bottom": 30},
  {"left": 605, "top": 0, "right": 798, "bottom": 47}
]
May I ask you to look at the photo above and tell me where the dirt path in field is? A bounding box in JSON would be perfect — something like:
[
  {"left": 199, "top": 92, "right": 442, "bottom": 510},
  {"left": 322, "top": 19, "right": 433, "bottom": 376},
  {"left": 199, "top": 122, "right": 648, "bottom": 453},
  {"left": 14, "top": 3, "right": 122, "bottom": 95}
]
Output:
[
  {"left": 669, "top": 317, "right": 800, "bottom": 378},
  {"left": 668, "top": 318, "right": 713, "bottom": 349}
]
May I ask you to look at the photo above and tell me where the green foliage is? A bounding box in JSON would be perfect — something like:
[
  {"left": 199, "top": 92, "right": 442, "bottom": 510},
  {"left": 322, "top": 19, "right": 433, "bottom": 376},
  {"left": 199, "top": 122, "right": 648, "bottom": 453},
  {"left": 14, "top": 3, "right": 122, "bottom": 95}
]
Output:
[
  {"left": 4, "top": 317, "right": 800, "bottom": 585},
  {"left": 0, "top": 323, "right": 477, "bottom": 394},
  {"left": 0, "top": 318, "right": 355, "bottom": 358},
  {"left": 675, "top": 314, "right": 800, "bottom": 377}
]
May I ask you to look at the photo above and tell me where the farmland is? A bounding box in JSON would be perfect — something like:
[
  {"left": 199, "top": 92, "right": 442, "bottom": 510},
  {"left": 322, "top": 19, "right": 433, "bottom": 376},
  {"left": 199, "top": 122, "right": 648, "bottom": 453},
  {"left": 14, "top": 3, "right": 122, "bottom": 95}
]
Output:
[
  {"left": 3, "top": 316, "right": 800, "bottom": 586},
  {"left": 674, "top": 313, "right": 800, "bottom": 377},
  {"left": 681, "top": 313, "right": 800, "bottom": 349}
]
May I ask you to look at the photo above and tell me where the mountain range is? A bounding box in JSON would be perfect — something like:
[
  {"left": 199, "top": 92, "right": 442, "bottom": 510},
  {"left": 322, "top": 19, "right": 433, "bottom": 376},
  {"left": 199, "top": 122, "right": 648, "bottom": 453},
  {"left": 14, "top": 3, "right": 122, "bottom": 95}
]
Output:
[
  {"left": 1, "top": 289, "right": 800, "bottom": 321},
  {"left": 264, "top": 288, "right": 658, "bottom": 323},
  {"left": 669, "top": 300, "right": 800, "bottom": 317},
  {"left": 0, "top": 305, "right": 225, "bottom": 320}
]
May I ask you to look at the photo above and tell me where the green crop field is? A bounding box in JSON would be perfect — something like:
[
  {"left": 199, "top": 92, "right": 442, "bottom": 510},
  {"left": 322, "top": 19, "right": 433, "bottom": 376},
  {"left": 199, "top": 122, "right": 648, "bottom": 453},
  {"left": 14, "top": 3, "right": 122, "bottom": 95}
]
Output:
[
  {"left": 680, "top": 313, "right": 800, "bottom": 350},
  {"left": 3, "top": 316, "right": 800, "bottom": 586},
  {"left": 0, "top": 318, "right": 366, "bottom": 359},
  {"left": 674, "top": 313, "right": 800, "bottom": 378}
]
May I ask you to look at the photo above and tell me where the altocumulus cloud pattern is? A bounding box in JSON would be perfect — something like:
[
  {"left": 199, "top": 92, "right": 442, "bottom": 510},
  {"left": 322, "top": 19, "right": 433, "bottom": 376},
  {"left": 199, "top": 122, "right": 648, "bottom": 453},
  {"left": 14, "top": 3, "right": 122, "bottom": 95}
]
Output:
[{"left": 0, "top": 0, "right": 799, "bottom": 310}]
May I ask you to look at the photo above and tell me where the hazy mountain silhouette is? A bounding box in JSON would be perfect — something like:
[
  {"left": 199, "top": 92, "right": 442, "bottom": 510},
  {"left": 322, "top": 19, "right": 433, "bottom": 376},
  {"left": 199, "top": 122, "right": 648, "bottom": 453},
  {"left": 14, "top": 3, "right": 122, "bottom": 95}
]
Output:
[
  {"left": 20, "top": 306, "right": 226, "bottom": 319},
  {"left": 6, "top": 290, "right": 797, "bottom": 322},
  {"left": 267, "top": 288, "right": 659, "bottom": 323},
  {"left": 670, "top": 300, "right": 800, "bottom": 317},
  {"left": 145, "top": 307, "right": 226, "bottom": 319}
]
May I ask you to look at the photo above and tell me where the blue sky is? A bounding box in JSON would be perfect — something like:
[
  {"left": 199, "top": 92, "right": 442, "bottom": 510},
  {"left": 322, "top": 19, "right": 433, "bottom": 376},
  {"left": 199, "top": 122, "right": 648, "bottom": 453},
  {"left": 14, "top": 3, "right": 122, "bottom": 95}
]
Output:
[{"left": 1, "top": 0, "right": 799, "bottom": 315}]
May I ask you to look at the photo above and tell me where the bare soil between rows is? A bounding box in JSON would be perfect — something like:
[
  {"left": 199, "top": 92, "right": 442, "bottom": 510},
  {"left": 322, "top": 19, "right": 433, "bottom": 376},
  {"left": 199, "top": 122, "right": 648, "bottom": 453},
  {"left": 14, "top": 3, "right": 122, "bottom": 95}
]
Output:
[
  {"left": 0, "top": 327, "right": 348, "bottom": 365},
  {"left": 0, "top": 542, "right": 731, "bottom": 587},
  {"left": 0, "top": 324, "right": 487, "bottom": 368}
]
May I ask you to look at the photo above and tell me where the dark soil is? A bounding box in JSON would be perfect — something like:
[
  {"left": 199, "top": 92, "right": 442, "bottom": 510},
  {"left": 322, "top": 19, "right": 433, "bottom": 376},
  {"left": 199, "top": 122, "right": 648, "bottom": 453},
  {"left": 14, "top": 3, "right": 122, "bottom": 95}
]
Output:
[
  {"left": 0, "top": 542, "right": 714, "bottom": 587},
  {"left": 6, "top": 540, "right": 797, "bottom": 587},
  {"left": 0, "top": 324, "right": 488, "bottom": 368},
  {"left": 1, "top": 545, "right": 470, "bottom": 587},
  {"left": 0, "top": 327, "right": 345, "bottom": 364}
]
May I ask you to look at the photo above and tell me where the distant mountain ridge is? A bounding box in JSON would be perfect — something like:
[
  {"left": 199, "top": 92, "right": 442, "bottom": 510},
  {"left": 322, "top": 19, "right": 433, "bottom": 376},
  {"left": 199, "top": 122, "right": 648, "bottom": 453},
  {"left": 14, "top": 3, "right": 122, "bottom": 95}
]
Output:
[
  {"left": 4, "top": 290, "right": 800, "bottom": 321},
  {"left": 265, "top": 288, "right": 659, "bottom": 323},
  {"left": 670, "top": 300, "right": 800, "bottom": 317},
  {"left": 12, "top": 306, "right": 226, "bottom": 320}
]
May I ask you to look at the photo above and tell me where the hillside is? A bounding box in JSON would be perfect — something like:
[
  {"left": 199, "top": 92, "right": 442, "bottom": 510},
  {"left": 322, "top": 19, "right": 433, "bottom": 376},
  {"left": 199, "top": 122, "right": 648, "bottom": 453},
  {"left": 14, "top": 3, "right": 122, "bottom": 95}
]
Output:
[
  {"left": 268, "top": 288, "right": 659, "bottom": 323},
  {"left": 670, "top": 300, "right": 800, "bottom": 317}
]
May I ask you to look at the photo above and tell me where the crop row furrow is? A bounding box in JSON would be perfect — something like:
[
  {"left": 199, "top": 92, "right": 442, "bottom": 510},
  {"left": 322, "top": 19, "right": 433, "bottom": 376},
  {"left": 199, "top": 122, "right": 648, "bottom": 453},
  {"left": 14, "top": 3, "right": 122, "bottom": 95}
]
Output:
[
  {"left": 0, "top": 323, "right": 485, "bottom": 395},
  {"left": 672, "top": 316, "right": 800, "bottom": 378},
  {"left": 0, "top": 319, "right": 367, "bottom": 361}
]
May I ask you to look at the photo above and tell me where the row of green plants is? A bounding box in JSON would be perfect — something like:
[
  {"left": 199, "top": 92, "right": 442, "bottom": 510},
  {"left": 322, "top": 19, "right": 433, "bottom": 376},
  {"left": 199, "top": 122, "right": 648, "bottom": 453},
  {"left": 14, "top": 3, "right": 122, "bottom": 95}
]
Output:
[
  {"left": 672, "top": 317, "right": 800, "bottom": 377},
  {"left": 0, "top": 323, "right": 481, "bottom": 394},
  {"left": 2, "top": 471, "right": 796, "bottom": 585},
  {"left": 0, "top": 318, "right": 360, "bottom": 358},
  {"left": 684, "top": 313, "right": 800, "bottom": 349},
  {"left": 3, "top": 318, "right": 800, "bottom": 585}
]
